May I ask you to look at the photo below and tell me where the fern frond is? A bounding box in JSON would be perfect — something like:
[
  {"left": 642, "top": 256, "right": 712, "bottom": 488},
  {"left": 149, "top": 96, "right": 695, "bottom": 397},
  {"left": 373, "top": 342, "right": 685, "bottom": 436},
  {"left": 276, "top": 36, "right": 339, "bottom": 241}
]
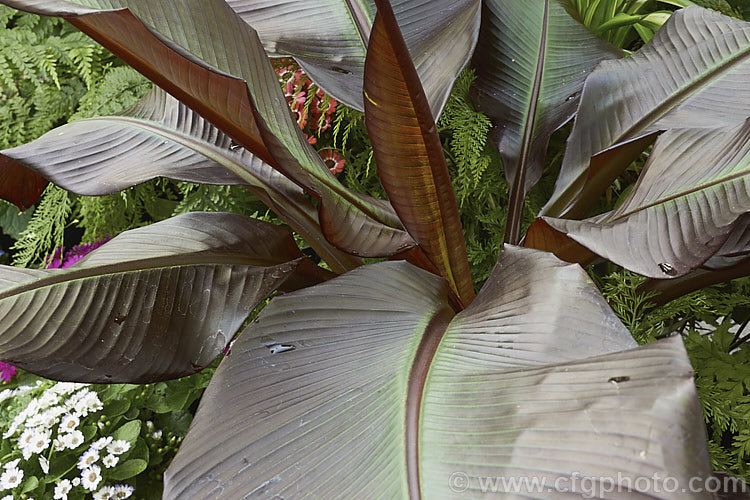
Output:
[{"left": 11, "top": 184, "right": 71, "bottom": 268}]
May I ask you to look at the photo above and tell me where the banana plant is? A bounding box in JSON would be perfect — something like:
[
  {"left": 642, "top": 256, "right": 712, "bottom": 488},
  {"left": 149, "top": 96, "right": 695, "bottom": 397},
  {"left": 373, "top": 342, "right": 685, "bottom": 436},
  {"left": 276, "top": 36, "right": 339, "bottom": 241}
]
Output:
[{"left": 0, "top": 0, "right": 748, "bottom": 497}]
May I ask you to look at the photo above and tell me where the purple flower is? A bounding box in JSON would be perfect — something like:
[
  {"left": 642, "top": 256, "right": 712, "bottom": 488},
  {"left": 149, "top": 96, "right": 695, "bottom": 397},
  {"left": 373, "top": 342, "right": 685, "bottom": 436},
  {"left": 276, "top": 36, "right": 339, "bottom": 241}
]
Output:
[
  {"left": 0, "top": 361, "right": 17, "bottom": 382},
  {"left": 47, "top": 238, "right": 110, "bottom": 269},
  {"left": 45, "top": 246, "right": 64, "bottom": 269}
]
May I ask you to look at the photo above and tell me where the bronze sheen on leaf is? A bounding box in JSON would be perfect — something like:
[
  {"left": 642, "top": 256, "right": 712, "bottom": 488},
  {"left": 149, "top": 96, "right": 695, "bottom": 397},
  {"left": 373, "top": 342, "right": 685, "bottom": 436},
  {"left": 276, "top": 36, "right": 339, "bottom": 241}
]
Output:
[
  {"left": 10, "top": 0, "right": 413, "bottom": 259},
  {"left": 544, "top": 6, "right": 750, "bottom": 217},
  {"left": 165, "top": 247, "right": 710, "bottom": 498},
  {"left": 0, "top": 213, "right": 309, "bottom": 383},
  {"left": 364, "top": 0, "right": 475, "bottom": 306},
  {"left": 471, "top": 0, "right": 621, "bottom": 243}
]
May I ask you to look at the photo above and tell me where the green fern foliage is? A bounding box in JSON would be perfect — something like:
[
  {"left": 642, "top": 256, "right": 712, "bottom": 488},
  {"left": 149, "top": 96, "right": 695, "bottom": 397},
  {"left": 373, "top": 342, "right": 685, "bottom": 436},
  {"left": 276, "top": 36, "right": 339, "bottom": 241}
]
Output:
[
  {"left": 69, "top": 66, "right": 150, "bottom": 120},
  {"left": 76, "top": 180, "right": 175, "bottom": 243},
  {"left": 599, "top": 270, "right": 661, "bottom": 343},
  {"left": 11, "top": 184, "right": 71, "bottom": 267},
  {"left": 438, "top": 68, "right": 493, "bottom": 198},
  {"left": 333, "top": 105, "right": 386, "bottom": 199},
  {"left": 171, "top": 183, "right": 262, "bottom": 217},
  {"left": 0, "top": 6, "right": 118, "bottom": 148},
  {"left": 693, "top": 0, "right": 743, "bottom": 18},
  {"left": 686, "top": 324, "right": 750, "bottom": 478},
  {"left": 602, "top": 270, "right": 750, "bottom": 478},
  {"left": 435, "top": 69, "right": 510, "bottom": 287}
]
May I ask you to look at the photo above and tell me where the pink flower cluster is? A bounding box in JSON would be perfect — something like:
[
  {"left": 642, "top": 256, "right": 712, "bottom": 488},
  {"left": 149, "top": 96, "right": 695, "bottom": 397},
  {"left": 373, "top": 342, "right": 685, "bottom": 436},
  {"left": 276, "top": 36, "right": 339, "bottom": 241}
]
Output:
[
  {"left": 0, "top": 362, "right": 16, "bottom": 383},
  {"left": 275, "top": 60, "right": 345, "bottom": 175}
]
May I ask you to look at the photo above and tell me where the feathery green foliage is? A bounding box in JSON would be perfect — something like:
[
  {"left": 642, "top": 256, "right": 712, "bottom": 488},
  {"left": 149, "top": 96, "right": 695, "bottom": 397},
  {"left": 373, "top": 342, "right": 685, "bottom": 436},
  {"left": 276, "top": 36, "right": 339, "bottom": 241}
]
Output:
[
  {"left": 693, "top": 0, "right": 743, "bottom": 17},
  {"left": 0, "top": 5, "right": 117, "bottom": 149},
  {"left": 438, "top": 69, "right": 558, "bottom": 287},
  {"left": 333, "top": 105, "right": 385, "bottom": 199},
  {"left": 686, "top": 324, "right": 750, "bottom": 477},
  {"left": 11, "top": 184, "right": 70, "bottom": 267},
  {"left": 602, "top": 271, "right": 750, "bottom": 478},
  {"left": 69, "top": 66, "right": 150, "bottom": 121},
  {"left": 75, "top": 181, "right": 171, "bottom": 243},
  {"left": 0, "top": 6, "right": 151, "bottom": 265},
  {"left": 171, "top": 183, "right": 264, "bottom": 218},
  {"left": 438, "top": 69, "right": 493, "bottom": 196}
]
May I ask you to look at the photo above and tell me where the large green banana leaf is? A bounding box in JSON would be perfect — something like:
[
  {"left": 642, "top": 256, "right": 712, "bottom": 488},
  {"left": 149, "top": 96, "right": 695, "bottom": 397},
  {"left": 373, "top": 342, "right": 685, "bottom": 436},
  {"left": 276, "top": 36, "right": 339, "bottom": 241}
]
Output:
[
  {"left": 544, "top": 121, "right": 750, "bottom": 278},
  {"left": 471, "top": 0, "right": 621, "bottom": 242},
  {"left": 0, "top": 87, "right": 361, "bottom": 274},
  {"left": 543, "top": 6, "right": 750, "bottom": 218},
  {"left": 0, "top": 212, "right": 314, "bottom": 383},
  {"left": 1, "top": 0, "right": 415, "bottom": 258},
  {"left": 163, "top": 246, "right": 711, "bottom": 498},
  {"left": 363, "top": 0, "right": 474, "bottom": 306},
  {"left": 227, "top": 0, "right": 480, "bottom": 118}
]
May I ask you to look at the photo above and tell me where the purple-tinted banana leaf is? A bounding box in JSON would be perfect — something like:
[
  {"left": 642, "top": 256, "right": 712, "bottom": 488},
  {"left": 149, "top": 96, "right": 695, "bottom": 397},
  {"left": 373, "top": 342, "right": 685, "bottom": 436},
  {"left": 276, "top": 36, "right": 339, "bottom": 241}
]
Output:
[
  {"left": 471, "top": 0, "right": 621, "bottom": 243},
  {"left": 543, "top": 6, "right": 750, "bottom": 218},
  {"left": 639, "top": 214, "right": 750, "bottom": 304},
  {"left": 523, "top": 217, "right": 597, "bottom": 266},
  {"left": 163, "top": 246, "right": 711, "bottom": 498},
  {"left": 702, "top": 213, "right": 750, "bottom": 269},
  {"left": 0, "top": 87, "right": 361, "bottom": 274},
  {"left": 363, "top": 0, "right": 474, "bottom": 306},
  {"left": 1, "top": 0, "right": 415, "bottom": 258},
  {"left": 0, "top": 212, "right": 316, "bottom": 383},
  {"left": 227, "top": 0, "right": 480, "bottom": 118},
  {"left": 545, "top": 122, "right": 750, "bottom": 279},
  {"left": 640, "top": 257, "right": 750, "bottom": 306},
  {"left": 0, "top": 161, "right": 47, "bottom": 211}
]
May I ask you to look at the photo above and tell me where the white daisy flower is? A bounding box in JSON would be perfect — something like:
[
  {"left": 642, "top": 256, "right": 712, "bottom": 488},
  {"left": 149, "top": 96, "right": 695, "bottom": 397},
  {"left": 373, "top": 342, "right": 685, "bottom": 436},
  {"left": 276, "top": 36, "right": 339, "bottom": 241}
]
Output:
[
  {"left": 24, "top": 398, "right": 41, "bottom": 418},
  {"left": 0, "top": 389, "right": 15, "bottom": 404},
  {"left": 38, "top": 389, "right": 60, "bottom": 409},
  {"left": 27, "top": 429, "right": 51, "bottom": 455},
  {"left": 91, "top": 436, "right": 113, "bottom": 450},
  {"left": 38, "top": 455, "right": 50, "bottom": 475},
  {"left": 18, "top": 428, "right": 35, "bottom": 449},
  {"left": 60, "top": 430, "right": 84, "bottom": 450},
  {"left": 81, "top": 465, "right": 102, "bottom": 491},
  {"left": 59, "top": 414, "right": 80, "bottom": 433},
  {"left": 0, "top": 466, "right": 23, "bottom": 489},
  {"left": 82, "top": 392, "right": 103, "bottom": 413},
  {"left": 39, "top": 455, "right": 49, "bottom": 474},
  {"left": 150, "top": 430, "right": 163, "bottom": 440},
  {"left": 19, "top": 428, "right": 49, "bottom": 460},
  {"left": 65, "top": 388, "right": 90, "bottom": 414},
  {"left": 1, "top": 495, "right": 13, "bottom": 500},
  {"left": 3, "top": 459, "right": 20, "bottom": 470},
  {"left": 77, "top": 448, "right": 100, "bottom": 470},
  {"left": 27, "top": 409, "right": 58, "bottom": 429},
  {"left": 71, "top": 389, "right": 102, "bottom": 416},
  {"left": 112, "top": 484, "right": 134, "bottom": 498},
  {"left": 93, "top": 485, "right": 115, "bottom": 500},
  {"left": 53, "top": 478, "right": 72, "bottom": 499},
  {"left": 52, "top": 437, "right": 64, "bottom": 451},
  {"left": 49, "top": 382, "right": 85, "bottom": 397},
  {"left": 2, "top": 422, "right": 16, "bottom": 439},
  {"left": 71, "top": 477, "right": 81, "bottom": 487},
  {"left": 106, "top": 440, "right": 131, "bottom": 456},
  {"left": 102, "top": 454, "right": 119, "bottom": 468}
]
